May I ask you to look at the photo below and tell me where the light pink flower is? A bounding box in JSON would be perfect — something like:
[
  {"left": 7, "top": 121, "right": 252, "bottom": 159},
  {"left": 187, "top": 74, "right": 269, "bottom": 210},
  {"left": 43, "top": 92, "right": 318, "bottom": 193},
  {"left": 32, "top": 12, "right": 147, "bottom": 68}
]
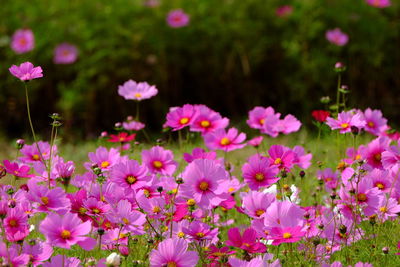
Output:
[
  {"left": 366, "top": 0, "right": 391, "bottom": 8},
  {"left": 326, "top": 111, "right": 366, "bottom": 133},
  {"left": 165, "top": 104, "right": 197, "bottom": 131},
  {"left": 118, "top": 80, "right": 158, "bottom": 101},
  {"left": 326, "top": 28, "right": 349, "bottom": 46},
  {"left": 276, "top": 5, "right": 293, "bottom": 17},
  {"left": 9, "top": 62, "right": 43, "bottom": 81},
  {"left": 150, "top": 238, "right": 198, "bottom": 267},
  {"left": 270, "top": 226, "right": 305, "bottom": 245},
  {"left": 242, "top": 154, "right": 279, "bottom": 190},
  {"left": 190, "top": 105, "right": 229, "bottom": 134},
  {"left": 204, "top": 127, "right": 246, "bottom": 152},
  {"left": 142, "top": 146, "right": 178, "bottom": 175},
  {"left": 53, "top": 43, "right": 78, "bottom": 64},
  {"left": 11, "top": 29, "right": 34, "bottom": 54},
  {"left": 167, "top": 9, "right": 190, "bottom": 28}
]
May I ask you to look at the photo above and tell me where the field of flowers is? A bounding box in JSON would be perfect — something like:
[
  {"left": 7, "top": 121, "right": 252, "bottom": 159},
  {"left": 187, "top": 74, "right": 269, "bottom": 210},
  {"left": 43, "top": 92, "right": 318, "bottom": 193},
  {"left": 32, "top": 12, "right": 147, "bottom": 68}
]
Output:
[
  {"left": 1, "top": 58, "right": 399, "bottom": 266},
  {"left": 2, "top": 0, "right": 400, "bottom": 267}
]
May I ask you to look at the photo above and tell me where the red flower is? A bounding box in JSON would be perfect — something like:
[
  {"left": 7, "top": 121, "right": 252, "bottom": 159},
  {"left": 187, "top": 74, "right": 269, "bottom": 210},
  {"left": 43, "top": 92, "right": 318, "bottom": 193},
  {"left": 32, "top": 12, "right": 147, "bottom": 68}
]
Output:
[
  {"left": 107, "top": 132, "right": 136, "bottom": 143},
  {"left": 312, "top": 110, "right": 330, "bottom": 122}
]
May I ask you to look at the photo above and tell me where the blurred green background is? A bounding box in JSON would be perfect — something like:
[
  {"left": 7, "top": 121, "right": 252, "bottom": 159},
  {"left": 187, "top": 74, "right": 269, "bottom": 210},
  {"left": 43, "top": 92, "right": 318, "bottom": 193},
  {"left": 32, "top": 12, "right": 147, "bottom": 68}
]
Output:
[{"left": 1, "top": 0, "right": 399, "bottom": 139}]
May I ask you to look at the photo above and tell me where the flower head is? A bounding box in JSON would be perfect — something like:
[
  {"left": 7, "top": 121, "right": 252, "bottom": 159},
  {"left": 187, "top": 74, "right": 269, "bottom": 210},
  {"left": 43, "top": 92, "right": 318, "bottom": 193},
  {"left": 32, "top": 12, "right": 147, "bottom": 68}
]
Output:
[
  {"left": 366, "top": 0, "right": 391, "bottom": 8},
  {"left": 11, "top": 29, "right": 34, "bottom": 54},
  {"left": 167, "top": 9, "right": 190, "bottom": 28},
  {"left": 150, "top": 238, "right": 198, "bottom": 267},
  {"left": 312, "top": 110, "right": 330, "bottom": 122},
  {"left": 53, "top": 43, "right": 78, "bottom": 64},
  {"left": 9, "top": 62, "right": 43, "bottom": 81},
  {"left": 204, "top": 127, "right": 246, "bottom": 152},
  {"left": 108, "top": 132, "right": 136, "bottom": 143},
  {"left": 118, "top": 80, "right": 158, "bottom": 101},
  {"left": 142, "top": 146, "right": 178, "bottom": 175},
  {"left": 326, "top": 28, "right": 349, "bottom": 46}
]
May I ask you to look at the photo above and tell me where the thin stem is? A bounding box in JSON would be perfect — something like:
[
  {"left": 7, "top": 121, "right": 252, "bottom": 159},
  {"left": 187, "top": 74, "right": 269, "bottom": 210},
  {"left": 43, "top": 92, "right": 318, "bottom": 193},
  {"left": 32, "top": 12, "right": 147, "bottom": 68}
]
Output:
[
  {"left": 48, "top": 125, "right": 57, "bottom": 188},
  {"left": 24, "top": 83, "right": 47, "bottom": 168},
  {"left": 136, "top": 101, "right": 140, "bottom": 121},
  {"left": 336, "top": 73, "right": 342, "bottom": 115}
]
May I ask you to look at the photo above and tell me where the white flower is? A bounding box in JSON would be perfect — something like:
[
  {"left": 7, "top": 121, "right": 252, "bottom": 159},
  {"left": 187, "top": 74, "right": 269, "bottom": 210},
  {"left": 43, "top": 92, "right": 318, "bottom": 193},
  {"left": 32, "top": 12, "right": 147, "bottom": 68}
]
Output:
[{"left": 106, "top": 252, "right": 121, "bottom": 266}]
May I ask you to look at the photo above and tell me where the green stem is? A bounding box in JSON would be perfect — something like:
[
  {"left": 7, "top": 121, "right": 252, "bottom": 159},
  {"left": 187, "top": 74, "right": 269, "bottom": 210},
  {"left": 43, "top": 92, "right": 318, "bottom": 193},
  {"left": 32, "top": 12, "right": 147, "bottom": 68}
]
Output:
[
  {"left": 48, "top": 125, "right": 57, "bottom": 188},
  {"left": 336, "top": 73, "right": 341, "bottom": 115},
  {"left": 136, "top": 101, "right": 140, "bottom": 121}
]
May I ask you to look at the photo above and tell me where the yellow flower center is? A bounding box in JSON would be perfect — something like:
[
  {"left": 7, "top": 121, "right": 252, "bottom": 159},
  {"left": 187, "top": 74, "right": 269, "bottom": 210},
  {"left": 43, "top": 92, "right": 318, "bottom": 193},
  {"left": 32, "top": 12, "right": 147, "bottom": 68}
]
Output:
[
  {"left": 283, "top": 232, "right": 292, "bottom": 239},
  {"left": 92, "top": 208, "right": 100, "bottom": 214},
  {"left": 283, "top": 184, "right": 290, "bottom": 190},
  {"left": 167, "top": 262, "right": 177, "bottom": 267},
  {"left": 32, "top": 154, "right": 40, "bottom": 160},
  {"left": 199, "top": 181, "right": 209, "bottom": 191},
  {"left": 9, "top": 219, "right": 17, "bottom": 227},
  {"left": 196, "top": 232, "right": 205, "bottom": 238},
  {"left": 367, "top": 121, "right": 375, "bottom": 128},
  {"left": 375, "top": 182, "right": 385, "bottom": 190},
  {"left": 341, "top": 123, "right": 349, "bottom": 129},
  {"left": 134, "top": 93, "right": 142, "bottom": 98},
  {"left": 122, "top": 218, "right": 129, "bottom": 224},
  {"left": 259, "top": 119, "right": 265, "bottom": 125},
  {"left": 255, "top": 173, "right": 265, "bottom": 181},
  {"left": 79, "top": 207, "right": 87, "bottom": 214},
  {"left": 177, "top": 232, "right": 185, "bottom": 238},
  {"left": 337, "top": 161, "right": 348, "bottom": 171},
  {"left": 41, "top": 196, "right": 49, "bottom": 205},
  {"left": 228, "top": 187, "right": 235, "bottom": 193},
  {"left": 101, "top": 161, "right": 110, "bottom": 168},
  {"left": 379, "top": 206, "right": 387, "bottom": 213},
  {"left": 61, "top": 230, "right": 71, "bottom": 239},
  {"left": 153, "top": 160, "right": 163, "bottom": 169},
  {"left": 143, "top": 189, "right": 150, "bottom": 197},
  {"left": 220, "top": 137, "right": 231, "bottom": 146},
  {"left": 126, "top": 175, "right": 137, "bottom": 185},
  {"left": 200, "top": 120, "right": 211, "bottom": 128},
  {"left": 179, "top": 117, "right": 189, "bottom": 125},
  {"left": 171, "top": 188, "right": 178, "bottom": 194},
  {"left": 274, "top": 158, "right": 282, "bottom": 165},
  {"left": 255, "top": 209, "right": 265, "bottom": 217},
  {"left": 152, "top": 206, "right": 161, "bottom": 213},
  {"left": 355, "top": 154, "right": 361, "bottom": 160},
  {"left": 357, "top": 193, "right": 367, "bottom": 202},
  {"left": 374, "top": 153, "right": 382, "bottom": 162},
  {"left": 187, "top": 199, "right": 196, "bottom": 206}
]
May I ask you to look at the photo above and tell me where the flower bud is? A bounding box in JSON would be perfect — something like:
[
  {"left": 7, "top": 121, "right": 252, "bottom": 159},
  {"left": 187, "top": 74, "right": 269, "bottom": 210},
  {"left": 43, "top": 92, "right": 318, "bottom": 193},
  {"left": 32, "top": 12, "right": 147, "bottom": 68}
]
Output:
[
  {"left": 106, "top": 252, "right": 121, "bottom": 266},
  {"left": 16, "top": 139, "right": 25, "bottom": 149}
]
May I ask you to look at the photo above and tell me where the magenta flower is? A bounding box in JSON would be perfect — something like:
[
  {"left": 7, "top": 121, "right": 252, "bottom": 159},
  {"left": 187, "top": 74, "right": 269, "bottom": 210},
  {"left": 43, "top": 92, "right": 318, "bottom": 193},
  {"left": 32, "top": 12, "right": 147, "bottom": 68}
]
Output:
[
  {"left": 82, "top": 197, "right": 111, "bottom": 217},
  {"left": 4, "top": 206, "right": 29, "bottom": 236},
  {"left": 229, "top": 254, "right": 280, "bottom": 267},
  {"left": 241, "top": 191, "right": 276, "bottom": 219},
  {"left": 111, "top": 159, "right": 149, "bottom": 192},
  {"left": 27, "top": 181, "right": 71, "bottom": 212},
  {"left": 363, "top": 108, "right": 388, "bottom": 136},
  {"left": 264, "top": 200, "right": 305, "bottom": 229},
  {"left": 167, "top": 9, "right": 190, "bottom": 28},
  {"left": 53, "top": 43, "right": 78, "bottom": 64},
  {"left": 326, "top": 28, "right": 349, "bottom": 46},
  {"left": 150, "top": 238, "right": 198, "bottom": 267},
  {"left": 183, "top": 220, "right": 219, "bottom": 242},
  {"left": 11, "top": 29, "right": 34, "bottom": 54},
  {"left": 165, "top": 104, "right": 198, "bottom": 131},
  {"left": 9, "top": 62, "right": 43, "bottom": 81},
  {"left": 270, "top": 226, "right": 305, "bottom": 245},
  {"left": 382, "top": 142, "right": 400, "bottom": 170},
  {"left": 360, "top": 136, "right": 391, "bottom": 169},
  {"left": 107, "top": 199, "right": 146, "bottom": 234},
  {"left": 292, "top": 146, "right": 312, "bottom": 169},
  {"left": 242, "top": 154, "right": 279, "bottom": 190},
  {"left": 317, "top": 168, "right": 339, "bottom": 191},
  {"left": 377, "top": 197, "right": 400, "bottom": 220},
  {"left": 248, "top": 136, "right": 264, "bottom": 147},
  {"left": 142, "top": 146, "right": 178, "bottom": 175},
  {"left": 326, "top": 111, "right": 366, "bottom": 133},
  {"left": 204, "top": 127, "right": 246, "bottom": 152},
  {"left": 180, "top": 159, "right": 229, "bottom": 209},
  {"left": 43, "top": 255, "right": 81, "bottom": 267},
  {"left": 268, "top": 145, "right": 295, "bottom": 171},
  {"left": 40, "top": 212, "right": 95, "bottom": 250},
  {"left": 183, "top": 147, "right": 217, "bottom": 163},
  {"left": 87, "top": 146, "right": 121, "bottom": 171},
  {"left": 22, "top": 241, "right": 53, "bottom": 266},
  {"left": 247, "top": 106, "right": 279, "bottom": 130},
  {"left": 123, "top": 119, "right": 145, "bottom": 131},
  {"left": 118, "top": 79, "right": 158, "bottom": 101},
  {"left": 0, "top": 244, "right": 29, "bottom": 266},
  {"left": 3, "top": 160, "right": 34, "bottom": 178},
  {"left": 19, "top": 141, "right": 54, "bottom": 163},
  {"left": 366, "top": 0, "right": 391, "bottom": 8},
  {"left": 276, "top": 5, "right": 293, "bottom": 17},
  {"left": 226, "top": 227, "right": 267, "bottom": 253},
  {"left": 190, "top": 105, "right": 229, "bottom": 134}
]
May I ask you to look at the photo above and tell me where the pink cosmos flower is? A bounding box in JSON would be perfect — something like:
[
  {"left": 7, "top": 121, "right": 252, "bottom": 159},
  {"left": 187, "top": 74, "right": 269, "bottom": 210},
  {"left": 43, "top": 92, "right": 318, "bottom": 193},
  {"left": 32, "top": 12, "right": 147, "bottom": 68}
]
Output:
[
  {"left": 9, "top": 62, "right": 43, "bottom": 81},
  {"left": 242, "top": 154, "right": 279, "bottom": 190},
  {"left": 53, "top": 43, "right": 78, "bottom": 64},
  {"left": 226, "top": 227, "right": 267, "bottom": 253},
  {"left": 118, "top": 80, "right": 158, "bottom": 101},
  {"left": 229, "top": 254, "right": 281, "bottom": 267},
  {"left": 11, "top": 29, "right": 34, "bottom": 54},
  {"left": 366, "top": 0, "right": 391, "bottom": 8},
  {"left": 204, "top": 127, "right": 246, "bottom": 152},
  {"left": 27, "top": 181, "right": 71, "bottom": 212},
  {"left": 107, "top": 132, "right": 136, "bottom": 143},
  {"left": 165, "top": 104, "right": 198, "bottom": 131},
  {"left": 150, "top": 238, "right": 198, "bottom": 267},
  {"left": 82, "top": 197, "right": 111, "bottom": 217},
  {"left": 276, "top": 5, "right": 293, "bottom": 17},
  {"left": 268, "top": 145, "right": 295, "bottom": 171},
  {"left": 43, "top": 255, "right": 81, "bottom": 267},
  {"left": 317, "top": 168, "right": 339, "bottom": 191},
  {"left": 180, "top": 159, "right": 230, "bottom": 209},
  {"left": 107, "top": 199, "right": 146, "bottom": 234},
  {"left": 377, "top": 197, "right": 400, "bottom": 220},
  {"left": 4, "top": 206, "right": 29, "bottom": 236},
  {"left": 241, "top": 191, "right": 276, "bottom": 219},
  {"left": 270, "top": 226, "right": 305, "bottom": 245},
  {"left": 190, "top": 105, "right": 229, "bottom": 134},
  {"left": 142, "top": 146, "right": 178, "bottom": 175},
  {"left": 19, "top": 141, "right": 54, "bottom": 163},
  {"left": 123, "top": 119, "right": 145, "bottom": 131},
  {"left": 382, "top": 142, "right": 400, "bottom": 170},
  {"left": 326, "top": 111, "right": 366, "bottom": 133},
  {"left": 87, "top": 146, "right": 121, "bottom": 171},
  {"left": 183, "top": 220, "right": 219, "bottom": 242},
  {"left": 110, "top": 159, "right": 149, "bottom": 192},
  {"left": 292, "top": 146, "right": 312, "bottom": 169},
  {"left": 167, "top": 9, "right": 190, "bottom": 28},
  {"left": 22, "top": 241, "right": 53, "bottom": 266},
  {"left": 247, "top": 106, "right": 279, "bottom": 130},
  {"left": 248, "top": 136, "right": 263, "bottom": 147},
  {"left": 39, "top": 212, "right": 95, "bottom": 250},
  {"left": 363, "top": 108, "right": 388, "bottom": 136},
  {"left": 264, "top": 200, "right": 305, "bottom": 230},
  {"left": 3, "top": 160, "right": 34, "bottom": 178},
  {"left": 360, "top": 136, "right": 391, "bottom": 169},
  {"left": 326, "top": 28, "right": 349, "bottom": 46},
  {"left": 269, "top": 114, "right": 302, "bottom": 135},
  {"left": 183, "top": 147, "right": 217, "bottom": 163},
  {"left": 0, "top": 243, "right": 29, "bottom": 266}
]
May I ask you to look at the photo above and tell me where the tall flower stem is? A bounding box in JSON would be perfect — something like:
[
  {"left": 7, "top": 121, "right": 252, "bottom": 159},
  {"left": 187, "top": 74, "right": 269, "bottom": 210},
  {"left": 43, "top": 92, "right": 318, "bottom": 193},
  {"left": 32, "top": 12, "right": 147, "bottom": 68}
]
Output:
[
  {"left": 135, "top": 101, "right": 140, "bottom": 121},
  {"left": 24, "top": 83, "right": 47, "bottom": 168},
  {"left": 336, "top": 73, "right": 342, "bottom": 115}
]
